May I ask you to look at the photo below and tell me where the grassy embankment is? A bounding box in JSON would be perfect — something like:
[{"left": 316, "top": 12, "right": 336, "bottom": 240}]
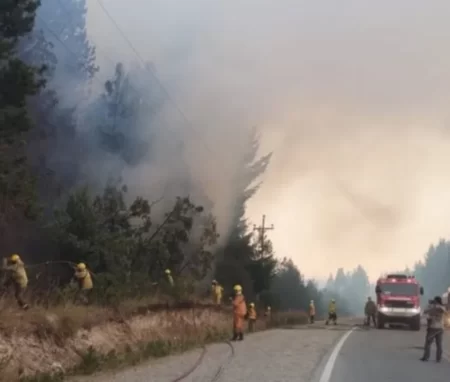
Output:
[{"left": 0, "top": 296, "right": 309, "bottom": 382}]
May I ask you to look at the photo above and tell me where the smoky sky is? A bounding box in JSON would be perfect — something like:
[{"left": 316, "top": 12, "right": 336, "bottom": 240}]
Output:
[{"left": 86, "top": 0, "right": 450, "bottom": 280}]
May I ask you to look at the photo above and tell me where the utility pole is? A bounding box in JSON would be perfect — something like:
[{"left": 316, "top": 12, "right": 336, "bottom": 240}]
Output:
[{"left": 253, "top": 214, "right": 274, "bottom": 256}]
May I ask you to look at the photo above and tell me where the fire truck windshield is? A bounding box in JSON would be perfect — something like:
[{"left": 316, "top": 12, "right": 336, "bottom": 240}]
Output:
[{"left": 379, "top": 282, "right": 417, "bottom": 296}]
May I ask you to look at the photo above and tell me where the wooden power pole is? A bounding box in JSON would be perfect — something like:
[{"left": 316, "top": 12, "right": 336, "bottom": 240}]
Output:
[{"left": 253, "top": 214, "right": 274, "bottom": 256}]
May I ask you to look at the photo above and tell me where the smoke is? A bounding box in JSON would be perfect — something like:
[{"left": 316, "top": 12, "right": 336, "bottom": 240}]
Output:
[{"left": 35, "top": 0, "right": 450, "bottom": 277}]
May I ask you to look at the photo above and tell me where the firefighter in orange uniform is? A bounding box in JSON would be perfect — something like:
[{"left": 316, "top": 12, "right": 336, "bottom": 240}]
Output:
[{"left": 231, "top": 284, "right": 247, "bottom": 341}]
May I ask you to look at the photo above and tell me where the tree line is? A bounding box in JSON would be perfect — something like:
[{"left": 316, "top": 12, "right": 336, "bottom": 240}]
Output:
[
  {"left": 1, "top": 0, "right": 330, "bottom": 311},
  {"left": 5, "top": 1, "right": 447, "bottom": 315}
]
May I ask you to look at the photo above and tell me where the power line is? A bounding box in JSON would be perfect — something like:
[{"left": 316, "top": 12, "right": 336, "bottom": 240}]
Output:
[
  {"left": 94, "top": 0, "right": 229, "bottom": 161},
  {"left": 54, "top": 0, "right": 120, "bottom": 72},
  {"left": 35, "top": 8, "right": 235, "bottom": 194}
]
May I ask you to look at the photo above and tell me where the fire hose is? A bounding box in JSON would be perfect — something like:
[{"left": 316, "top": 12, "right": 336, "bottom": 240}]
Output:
[{"left": 170, "top": 306, "right": 235, "bottom": 382}]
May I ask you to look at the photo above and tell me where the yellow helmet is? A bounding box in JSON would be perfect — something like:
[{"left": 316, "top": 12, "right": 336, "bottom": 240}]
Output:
[
  {"left": 165, "top": 269, "right": 171, "bottom": 274},
  {"left": 249, "top": 302, "right": 255, "bottom": 307},
  {"left": 233, "top": 284, "right": 242, "bottom": 292},
  {"left": 10, "top": 254, "right": 20, "bottom": 262},
  {"left": 77, "top": 263, "right": 86, "bottom": 270}
]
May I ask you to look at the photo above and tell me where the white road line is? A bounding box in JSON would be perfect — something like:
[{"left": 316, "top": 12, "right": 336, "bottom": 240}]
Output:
[{"left": 318, "top": 328, "right": 354, "bottom": 382}]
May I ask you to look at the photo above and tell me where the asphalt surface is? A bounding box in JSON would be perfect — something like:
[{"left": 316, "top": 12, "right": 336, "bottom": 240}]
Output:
[
  {"left": 71, "top": 321, "right": 347, "bottom": 382},
  {"left": 319, "top": 324, "right": 450, "bottom": 382},
  {"left": 72, "top": 319, "right": 450, "bottom": 382}
]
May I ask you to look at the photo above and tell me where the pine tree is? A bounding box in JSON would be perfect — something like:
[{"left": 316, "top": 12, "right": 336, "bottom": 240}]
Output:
[{"left": 0, "top": 0, "right": 46, "bottom": 231}]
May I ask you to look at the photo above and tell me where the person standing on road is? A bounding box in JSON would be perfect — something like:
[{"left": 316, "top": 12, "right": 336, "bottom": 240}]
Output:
[
  {"left": 247, "top": 302, "right": 257, "bottom": 332},
  {"left": 309, "top": 300, "right": 316, "bottom": 324},
  {"left": 325, "top": 299, "right": 337, "bottom": 325},
  {"left": 364, "top": 297, "right": 377, "bottom": 327},
  {"left": 231, "top": 284, "right": 247, "bottom": 341},
  {"left": 421, "top": 296, "right": 446, "bottom": 363}
]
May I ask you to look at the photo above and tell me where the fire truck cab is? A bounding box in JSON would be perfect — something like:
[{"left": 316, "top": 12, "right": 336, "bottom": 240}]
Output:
[{"left": 375, "top": 274, "right": 424, "bottom": 331}]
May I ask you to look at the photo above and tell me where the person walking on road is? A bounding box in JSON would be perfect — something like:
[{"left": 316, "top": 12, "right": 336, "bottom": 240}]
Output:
[
  {"left": 309, "top": 300, "right": 316, "bottom": 324},
  {"left": 325, "top": 299, "right": 337, "bottom": 325},
  {"left": 231, "top": 284, "right": 247, "bottom": 341},
  {"left": 364, "top": 297, "right": 377, "bottom": 327},
  {"left": 421, "top": 296, "right": 446, "bottom": 363}
]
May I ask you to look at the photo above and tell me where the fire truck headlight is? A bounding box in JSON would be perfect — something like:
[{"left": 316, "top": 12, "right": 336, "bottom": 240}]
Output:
[
  {"left": 378, "top": 306, "right": 389, "bottom": 313},
  {"left": 410, "top": 307, "right": 420, "bottom": 314}
]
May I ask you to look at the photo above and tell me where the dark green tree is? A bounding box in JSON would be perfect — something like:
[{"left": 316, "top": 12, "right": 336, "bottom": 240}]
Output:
[
  {"left": 0, "top": 0, "right": 47, "bottom": 236},
  {"left": 50, "top": 183, "right": 219, "bottom": 301},
  {"left": 215, "top": 126, "right": 272, "bottom": 299}
]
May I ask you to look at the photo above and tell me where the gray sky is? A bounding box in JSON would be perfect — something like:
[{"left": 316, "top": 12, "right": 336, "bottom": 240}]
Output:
[{"left": 87, "top": 0, "right": 450, "bottom": 281}]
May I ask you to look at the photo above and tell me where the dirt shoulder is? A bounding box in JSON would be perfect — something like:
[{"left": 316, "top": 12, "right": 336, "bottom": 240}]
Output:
[{"left": 0, "top": 302, "right": 311, "bottom": 381}]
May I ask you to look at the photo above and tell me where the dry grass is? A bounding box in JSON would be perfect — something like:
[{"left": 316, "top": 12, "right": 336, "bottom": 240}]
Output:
[{"left": 0, "top": 296, "right": 309, "bottom": 382}]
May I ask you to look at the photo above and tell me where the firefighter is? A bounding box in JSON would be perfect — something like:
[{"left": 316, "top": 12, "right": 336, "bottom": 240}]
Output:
[
  {"left": 264, "top": 306, "right": 271, "bottom": 317},
  {"left": 309, "top": 300, "right": 316, "bottom": 324},
  {"left": 211, "top": 280, "right": 224, "bottom": 305},
  {"left": 326, "top": 299, "right": 337, "bottom": 325},
  {"left": 231, "top": 284, "right": 247, "bottom": 341},
  {"left": 421, "top": 296, "right": 446, "bottom": 362},
  {"left": 364, "top": 297, "right": 377, "bottom": 327},
  {"left": 73, "top": 263, "right": 93, "bottom": 305},
  {"left": 165, "top": 269, "right": 174, "bottom": 287},
  {"left": 2, "top": 254, "right": 29, "bottom": 310},
  {"left": 247, "top": 302, "right": 257, "bottom": 332}
]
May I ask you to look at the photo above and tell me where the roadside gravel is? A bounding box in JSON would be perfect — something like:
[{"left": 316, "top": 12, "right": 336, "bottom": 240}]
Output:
[{"left": 71, "top": 324, "right": 348, "bottom": 382}]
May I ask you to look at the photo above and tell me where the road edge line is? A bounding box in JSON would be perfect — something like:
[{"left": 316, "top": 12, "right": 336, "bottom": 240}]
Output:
[{"left": 318, "top": 328, "right": 354, "bottom": 382}]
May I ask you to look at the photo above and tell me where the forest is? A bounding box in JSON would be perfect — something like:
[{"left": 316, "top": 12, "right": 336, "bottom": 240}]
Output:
[
  {"left": 1, "top": 0, "right": 333, "bottom": 315},
  {"left": 2, "top": 1, "right": 449, "bottom": 320}
]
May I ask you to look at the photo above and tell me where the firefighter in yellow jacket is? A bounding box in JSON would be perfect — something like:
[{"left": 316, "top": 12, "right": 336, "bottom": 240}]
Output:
[
  {"left": 309, "top": 300, "right": 316, "bottom": 324},
  {"left": 326, "top": 299, "right": 337, "bottom": 325},
  {"left": 2, "top": 254, "right": 29, "bottom": 309},
  {"left": 211, "top": 280, "right": 224, "bottom": 305},
  {"left": 165, "top": 269, "right": 174, "bottom": 287},
  {"left": 73, "top": 263, "right": 93, "bottom": 305},
  {"left": 247, "top": 302, "right": 257, "bottom": 332}
]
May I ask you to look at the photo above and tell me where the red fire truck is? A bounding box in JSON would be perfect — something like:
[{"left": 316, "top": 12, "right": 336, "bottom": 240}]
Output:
[{"left": 375, "top": 274, "right": 424, "bottom": 331}]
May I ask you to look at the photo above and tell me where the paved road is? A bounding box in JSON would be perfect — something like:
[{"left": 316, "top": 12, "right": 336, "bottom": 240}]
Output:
[
  {"left": 71, "top": 321, "right": 349, "bottom": 382},
  {"left": 315, "top": 324, "right": 450, "bottom": 382},
  {"left": 72, "top": 320, "right": 450, "bottom": 382}
]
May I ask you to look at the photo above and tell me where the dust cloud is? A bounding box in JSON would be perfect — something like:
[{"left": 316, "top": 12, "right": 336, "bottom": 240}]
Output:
[{"left": 85, "top": 0, "right": 450, "bottom": 280}]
